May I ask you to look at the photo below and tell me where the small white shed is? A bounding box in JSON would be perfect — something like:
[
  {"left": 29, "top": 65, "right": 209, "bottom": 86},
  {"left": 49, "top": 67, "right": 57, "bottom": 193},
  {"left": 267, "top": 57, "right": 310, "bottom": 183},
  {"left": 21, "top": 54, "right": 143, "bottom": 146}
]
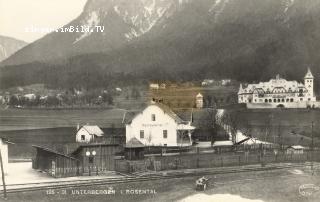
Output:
[{"left": 76, "top": 125, "right": 104, "bottom": 143}]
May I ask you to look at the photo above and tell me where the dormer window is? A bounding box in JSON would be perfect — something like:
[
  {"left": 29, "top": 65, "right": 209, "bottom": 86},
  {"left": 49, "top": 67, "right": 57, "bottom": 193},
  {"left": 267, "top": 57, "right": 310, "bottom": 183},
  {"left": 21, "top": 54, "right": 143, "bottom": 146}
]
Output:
[{"left": 151, "top": 114, "right": 156, "bottom": 121}]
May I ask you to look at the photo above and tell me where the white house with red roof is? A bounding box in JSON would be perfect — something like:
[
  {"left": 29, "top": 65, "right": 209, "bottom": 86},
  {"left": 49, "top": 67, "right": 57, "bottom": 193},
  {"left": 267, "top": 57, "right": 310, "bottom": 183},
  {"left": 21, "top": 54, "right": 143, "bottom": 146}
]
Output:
[{"left": 124, "top": 103, "right": 195, "bottom": 147}]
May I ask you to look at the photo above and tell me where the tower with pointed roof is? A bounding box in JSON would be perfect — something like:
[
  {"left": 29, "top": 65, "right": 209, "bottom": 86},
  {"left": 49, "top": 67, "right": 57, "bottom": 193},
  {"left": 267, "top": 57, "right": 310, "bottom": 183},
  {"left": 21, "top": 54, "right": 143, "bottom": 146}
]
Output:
[
  {"left": 196, "top": 93, "right": 203, "bottom": 109},
  {"left": 304, "top": 68, "right": 315, "bottom": 100}
]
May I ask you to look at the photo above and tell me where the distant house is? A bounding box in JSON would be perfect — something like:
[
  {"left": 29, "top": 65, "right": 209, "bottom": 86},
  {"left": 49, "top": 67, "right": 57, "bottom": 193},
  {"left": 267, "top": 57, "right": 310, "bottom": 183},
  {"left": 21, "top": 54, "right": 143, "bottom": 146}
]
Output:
[
  {"left": 23, "top": 93, "right": 36, "bottom": 100},
  {"left": 76, "top": 125, "right": 104, "bottom": 143},
  {"left": 149, "top": 83, "right": 159, "bottom": 90},
  {"left": 160, "top": 83, "right": 166, "bottom": 89},
  {"left": 286, "top": 145, "right": 305, "bottom": 154},
  {"left": 115, "top": 87, "right": 122, "bottom": 92},
  {"left": 0, "top": 137, "right": 14, "bottom": 175},
  {"left": 221, "top": 79, "right": 231, "bottom": 86},
  {"left": 201, "top": 79, "right": 215, "bottom": 86},
  {"left": 124, "top": 103, "right": 195, "bottom": 147}
]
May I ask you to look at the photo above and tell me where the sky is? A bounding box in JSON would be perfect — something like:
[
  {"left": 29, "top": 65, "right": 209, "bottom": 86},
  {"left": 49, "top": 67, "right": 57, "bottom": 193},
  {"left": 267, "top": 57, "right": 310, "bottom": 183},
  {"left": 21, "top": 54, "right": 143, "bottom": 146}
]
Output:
[{"left": 0, "top": 0, "right": 87, "bottom": 43}]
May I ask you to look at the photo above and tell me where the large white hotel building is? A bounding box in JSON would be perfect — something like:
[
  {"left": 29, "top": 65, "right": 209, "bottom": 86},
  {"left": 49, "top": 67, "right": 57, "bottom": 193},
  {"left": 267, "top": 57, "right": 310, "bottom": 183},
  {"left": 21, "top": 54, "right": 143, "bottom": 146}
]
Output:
[{"left": 238, "top": 69, "right": 317, "bottom": 108}]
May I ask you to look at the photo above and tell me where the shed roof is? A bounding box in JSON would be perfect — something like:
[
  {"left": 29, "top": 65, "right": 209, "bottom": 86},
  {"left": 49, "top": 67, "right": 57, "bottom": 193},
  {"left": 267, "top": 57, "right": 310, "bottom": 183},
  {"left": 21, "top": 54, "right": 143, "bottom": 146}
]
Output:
[
  {"left": 71, "top": 143, "right": 119, "bottom": 155},
  {"left": 288, "top": 145, "right": 305, "bottom": 150},
  {"left": 0, "top": 137, "right": 15, "bottom": 145},
  {"left": 32, "top": 145, "right": 78, "bottom": 160},
  {"left": 79, "top": 125, "right": 104, "bottom": 136},
  {"left": 125, "top": 137, "right": 145, "bottom": 148}
]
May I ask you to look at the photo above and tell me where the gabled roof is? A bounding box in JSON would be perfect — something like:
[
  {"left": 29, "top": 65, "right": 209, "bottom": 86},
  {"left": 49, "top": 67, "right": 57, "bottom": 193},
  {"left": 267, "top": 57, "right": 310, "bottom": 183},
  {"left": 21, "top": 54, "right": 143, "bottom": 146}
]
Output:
[
  {"left": 155, "top": 103, "right": 184, "bottom": 123},
  {"left": 125, "top": 137, "right": 145, "bottom": 148},
  {"left": 79, "top": 125, "right": 104, "bottom": 136},
  {"left": 123, "top": 103, "right": 184, "bottom": 124}
]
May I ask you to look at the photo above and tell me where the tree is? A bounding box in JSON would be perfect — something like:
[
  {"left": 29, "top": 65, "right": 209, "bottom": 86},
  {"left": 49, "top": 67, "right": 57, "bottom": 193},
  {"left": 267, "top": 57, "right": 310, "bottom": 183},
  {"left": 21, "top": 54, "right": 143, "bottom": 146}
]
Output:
[
  {"left": 9, "top": 95, "right": 19, "bottom": 106},
  {"left": 221, "top": 110, "right": 240, "bottom": 144},
  {"left": 102, "top": 93, "right": 113, "bottom": 105},
  {"left": 203, "top": 107, "right": 217, "bottom": 145},
  {"left": 131, "top": 87, "right": 141, "bottom": 100}
]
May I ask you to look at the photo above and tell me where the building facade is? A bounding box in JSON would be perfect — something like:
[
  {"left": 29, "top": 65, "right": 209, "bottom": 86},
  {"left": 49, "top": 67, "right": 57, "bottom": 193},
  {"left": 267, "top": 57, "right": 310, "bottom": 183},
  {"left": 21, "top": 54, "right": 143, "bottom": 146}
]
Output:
[
  {"left": 125, "top": 104, "right": 195, "bottom": 147},
  {"left": 238, "top": 69, "right": 317, "bottom": 108}
]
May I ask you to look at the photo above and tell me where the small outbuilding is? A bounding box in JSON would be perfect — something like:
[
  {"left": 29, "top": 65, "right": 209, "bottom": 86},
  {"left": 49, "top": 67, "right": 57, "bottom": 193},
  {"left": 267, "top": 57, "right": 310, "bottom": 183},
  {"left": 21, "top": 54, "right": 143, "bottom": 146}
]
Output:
[
  {"left": 125, "top": 137, "right": 145, "bottom": 160},
  {"left": 71, "top": 143, "right": 121, "bottom": 175},
  {"left": 286, "top": 145, "right": 305, "bottom": 155},
  {"left": 76, "top": 125, "right": 104, "bottom": 143},
  {"left": 32, "top": 145, "right": 79, "bottom": 178}
]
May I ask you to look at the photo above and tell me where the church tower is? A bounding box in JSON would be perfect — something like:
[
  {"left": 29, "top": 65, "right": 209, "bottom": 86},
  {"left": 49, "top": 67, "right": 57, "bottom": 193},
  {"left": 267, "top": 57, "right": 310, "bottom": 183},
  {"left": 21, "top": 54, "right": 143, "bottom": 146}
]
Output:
[
  {"left": 304, "top": 68, "right": 314, "bottom": 99},
  {"left": 195, "top": 93, "right": 203, "bottom": 109}
]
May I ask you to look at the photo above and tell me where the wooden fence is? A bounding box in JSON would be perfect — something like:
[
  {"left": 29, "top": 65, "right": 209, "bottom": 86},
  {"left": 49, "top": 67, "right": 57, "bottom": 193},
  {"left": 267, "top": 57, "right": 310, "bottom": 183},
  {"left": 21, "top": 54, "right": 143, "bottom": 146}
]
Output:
[{"left": 115, "top": 150, "right": 320, "bottom": 173}]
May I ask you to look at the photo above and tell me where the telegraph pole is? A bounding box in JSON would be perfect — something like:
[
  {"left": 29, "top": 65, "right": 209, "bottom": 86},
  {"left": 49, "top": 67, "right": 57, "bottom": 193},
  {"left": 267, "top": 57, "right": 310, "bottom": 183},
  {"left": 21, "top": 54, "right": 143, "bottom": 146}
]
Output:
[
  {"left": 311, "top": 121, "right": 314, "bottom": 175},
  {"left": 0, "top": 149, "right": 7, "bottom": 200}
]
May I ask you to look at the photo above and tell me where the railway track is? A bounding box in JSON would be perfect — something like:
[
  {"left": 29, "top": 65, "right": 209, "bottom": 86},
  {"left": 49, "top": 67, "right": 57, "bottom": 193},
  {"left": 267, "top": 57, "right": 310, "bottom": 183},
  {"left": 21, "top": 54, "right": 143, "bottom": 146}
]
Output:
[{"left": 0, "top": 162, "right": 317, "bottom": 194}]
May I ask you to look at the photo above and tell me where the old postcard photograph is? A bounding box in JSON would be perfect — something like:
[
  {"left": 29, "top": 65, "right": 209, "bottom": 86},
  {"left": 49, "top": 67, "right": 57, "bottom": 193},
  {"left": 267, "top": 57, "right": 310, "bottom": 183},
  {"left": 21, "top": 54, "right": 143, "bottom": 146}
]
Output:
[{"left": 0, "top": 0, "right": 319, "bottom": 201}]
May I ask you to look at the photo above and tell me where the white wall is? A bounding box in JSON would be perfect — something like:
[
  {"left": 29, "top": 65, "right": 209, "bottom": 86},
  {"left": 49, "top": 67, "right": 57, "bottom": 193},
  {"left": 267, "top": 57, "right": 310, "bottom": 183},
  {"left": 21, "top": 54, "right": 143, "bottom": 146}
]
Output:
[
  {"left": 0, "top": 140, "right": 9, "bottom": 175},
  {"left": 126, "top": 105, "right": 180, "bottom": 146},
  {"left": 76, "top": 128, "right": 93, "bottom": 143}
]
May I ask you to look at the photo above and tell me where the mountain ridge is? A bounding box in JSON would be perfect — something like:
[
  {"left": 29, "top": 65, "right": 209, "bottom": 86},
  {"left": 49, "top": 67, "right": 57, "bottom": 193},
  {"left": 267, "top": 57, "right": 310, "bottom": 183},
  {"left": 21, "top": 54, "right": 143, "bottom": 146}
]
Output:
[{"left": 1, "top": 0, "right": 320, "bottom": 90}]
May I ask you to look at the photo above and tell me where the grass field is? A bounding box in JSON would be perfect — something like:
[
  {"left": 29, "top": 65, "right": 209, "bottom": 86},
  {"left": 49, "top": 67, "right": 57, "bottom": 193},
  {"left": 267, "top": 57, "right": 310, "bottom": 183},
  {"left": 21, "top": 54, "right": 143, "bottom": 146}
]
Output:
[
  {"left": 0, "top": 108, "right": 127, "bottom": 131},
  {"left": 3, "top": 166, "right": 320, "bottom": 202},
  {"left": 235, "top": 109, "right": 320, "bottom": 146}
]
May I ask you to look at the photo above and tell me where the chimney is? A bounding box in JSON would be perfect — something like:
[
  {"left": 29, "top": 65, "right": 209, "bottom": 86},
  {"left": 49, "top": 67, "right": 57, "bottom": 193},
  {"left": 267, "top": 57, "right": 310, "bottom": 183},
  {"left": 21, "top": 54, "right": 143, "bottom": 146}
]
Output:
[{"left": 77, "top": 123, "right": 80, "bottom": 131}]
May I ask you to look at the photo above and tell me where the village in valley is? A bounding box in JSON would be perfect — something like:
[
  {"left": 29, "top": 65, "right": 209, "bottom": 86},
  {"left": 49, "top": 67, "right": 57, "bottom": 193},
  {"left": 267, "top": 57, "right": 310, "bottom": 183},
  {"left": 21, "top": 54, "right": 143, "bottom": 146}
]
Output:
[
  {"left": 0, "top": 68, "right": 320, "bottom": 202},
  {"left": 1, "top": 0, "right": 320, "bottom": 201}
]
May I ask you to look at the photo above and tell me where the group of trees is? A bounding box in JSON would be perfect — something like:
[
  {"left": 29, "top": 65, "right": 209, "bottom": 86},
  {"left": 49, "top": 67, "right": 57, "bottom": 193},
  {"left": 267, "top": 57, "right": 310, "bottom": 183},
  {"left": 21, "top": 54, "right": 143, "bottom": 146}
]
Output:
[{"left": 7, "top": 90, "right": 115, "bottom": 108}]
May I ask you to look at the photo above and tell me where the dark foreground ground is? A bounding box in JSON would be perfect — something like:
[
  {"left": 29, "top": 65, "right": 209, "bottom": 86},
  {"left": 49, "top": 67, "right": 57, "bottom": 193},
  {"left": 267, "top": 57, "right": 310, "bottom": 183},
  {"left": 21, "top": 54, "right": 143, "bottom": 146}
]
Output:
[{"left": 3, "top": 166, "right": 320, "bottom": 202}]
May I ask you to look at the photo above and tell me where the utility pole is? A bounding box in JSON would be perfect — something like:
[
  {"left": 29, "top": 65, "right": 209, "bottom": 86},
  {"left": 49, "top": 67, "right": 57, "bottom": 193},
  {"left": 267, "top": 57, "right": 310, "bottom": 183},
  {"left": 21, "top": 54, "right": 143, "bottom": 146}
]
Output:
[
  {"left": 278, "top": 123, "right": 281, "bottom": 150},
  {"left": 311, "top": 121, "right": 314, "bottom": 175},
  {"left": 0, "top": 149, "right": 7, "bottom": 200}
]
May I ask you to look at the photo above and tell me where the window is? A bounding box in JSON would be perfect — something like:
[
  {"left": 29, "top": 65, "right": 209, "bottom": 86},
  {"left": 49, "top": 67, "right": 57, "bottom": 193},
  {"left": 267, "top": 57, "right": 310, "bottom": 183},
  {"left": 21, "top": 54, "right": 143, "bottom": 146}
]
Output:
[
  {"left": 290, "top": 98, "right": 294, "bottom": 102},
  {"left": 300, "top": 98, "right": 303, "bottom": 101},
  {"left": 89, "top": 156, "right": 94, "bottom": 163},
  {"left": 265, "top": 99, "right": 268, "bottom": 103},
  {"left": 274, "top": 99, "right": 276, "bottom": 103},
  {"left": 140, "top": 130, "right": 144, "bottom": 139},
  {"left": 151, "top": 114, "right": 156, "bottom": 121},
  {"left": 81, "top": 135, "right": 85, "bottom": 141},
  {"left": 308, "top": 98, "right": 311, "bottom": 101},
  {"left": 163, "top": 130, "right": 168, "bottom": 138},
  {"left": 269, "top": 99, "right": 272, "bottom": 103}
]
